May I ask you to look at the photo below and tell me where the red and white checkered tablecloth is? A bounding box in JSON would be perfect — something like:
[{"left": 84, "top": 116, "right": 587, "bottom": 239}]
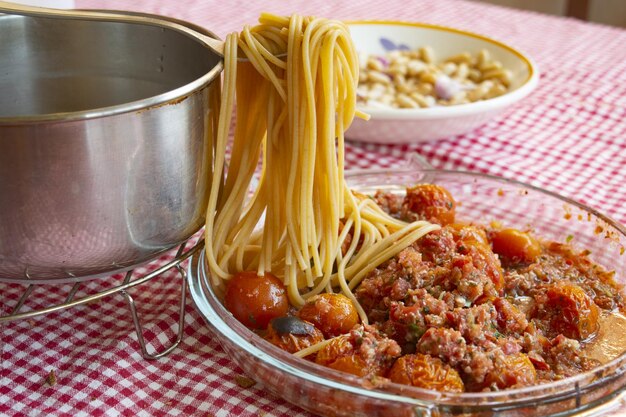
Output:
[{"left": 2, "top": 0, "right": 626, "bottom": 416}]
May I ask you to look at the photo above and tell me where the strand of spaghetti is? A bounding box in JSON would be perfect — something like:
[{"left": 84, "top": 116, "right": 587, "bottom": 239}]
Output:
[
  {"left": 325, "top": 212, "right": 385, "bottom": 290},
  {"left": 270, "top": 94, "right": 290, "bottom": 259},
  {"left": 336, "top": 104, "right": 345, "bottom": 220},
  {"left": 218, "top": 196, "right": 265, "bottom": 272},
  {"left": 240, "top": 27, "right": 287, "bottom": 101},
  {"left": 222, "top": 188, "right": 268, "bottom": 272},
  {"left": 334, "top": 46, "right": 357, "bottom": 134},
  {"left": 293, "top": 336, "right": 337, "bottom": 359},
  {"left": 216, "top": 61, "right": 267, "bottom": 208},
  {"left": 301, "top": 193, "right": 367, "bottom": 300},
  {"left": 340, "top": 221, "right": 434, "bottom": 281},
  {"left": 335, "top": 219, "right": 355, "bottom": 266},
  {"left": 258, "top": 12, "right": 290, "bottom": 27},
  {"left": 248, "top": 28, "right": 280, "bottom": 52},
  {"left": 354, "top": 203, "right": 386, "bottom": 238},
  {"left": 355, "top": 109, "right": 370, "bottom": 120},
  {"left": 263, "top": 99, "right": 289, "bottom": 275},
  {"left": 347, "top": 223, "right": 441, "bottom": 291},
  {"left": 332, "top": 22, "right": 361, "bottom": 128},
  {"left": 336, "top": 264, "right": 368, "bottom": 325},
  {"left": 247, "top": 32, "right": 287, "bottom": 72},
  {"left": 358, "top": 197, "right": 408, "bottom": 230},
  {"left": 243, "top": 227, "right": 287, "bottom": 276},
  {"left": 336, "top": 194, "right": 368, "bottom": 270},
  {"left": 284, "top": 14, "right": 309, "bottom": 275},
  {"left": 250, "top": 23, "right": 285, "bottom": 34},
  {"left": 286, "top": 260, "right": 305, "bottom": 306},
  {"left": 214, "top": 126, "right": 262, "bottom": 232},
  {"left": 354, "top": 223, "right": 378, "bottom": 260},
  {"left": 259, "top": 90, "right": 279, "bottom": 275},
  {"left": 216, "top": 174, "right": 267, "bottom": 265},
  {"left": 270, "top": 107, "right": 288, "bottom": 147},
  {"left": 318, "top": 28, "right": 341, "bottom": 278},
  {"left": 235, "top": 32, "right": 292, "bottom": 273},
  {"left": 260, "top": 84, "right": 281, "bottom": 274},
  {"left": 299, "top": 46, "right": 321, "bottom": 282},
  {"left": 301, "top": 19, "right": 325, "bottom": 280},
  {"left": 300, "top": 20, "right": 319, "bottom": 273},
  {"left": 300, "top": 21, "right": 321, "bottom": 280},
  {"left": 335, "top": 36, "right": 359, "bottom": 208},
  {"left": 237, "top": 39, "right": 286, "bottom": 94},
  {"left": 204, "top": 33, "right": 239, "bottom": 283},
  {"left": 239, "top": 33, "right": 286, "bottom": 101},
  {"left": 326, "top": 196, "right": 369, "bottom": 323},
  {"left": 250, "top": 32, "right": 288, "bottom": 68},
  {"left": 303, "top": 19, "right": 329, "bottom": 276},
  {"left": 250, "top": 23, "right": 285, "bottom": 36},
  {"left": 212, "top": 37, "right": 274, "bottom": 277},
  {"left": 361, "top": 210, "right": 407, "bottom": 232},
  {"left": 212, "top": 74, "right": 267, "bottom": 256}
]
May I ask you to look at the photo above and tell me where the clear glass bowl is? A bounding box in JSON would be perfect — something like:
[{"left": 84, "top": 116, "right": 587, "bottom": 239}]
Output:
[{"left": 188, "top": 165, "right": 626, "bottom": 417}]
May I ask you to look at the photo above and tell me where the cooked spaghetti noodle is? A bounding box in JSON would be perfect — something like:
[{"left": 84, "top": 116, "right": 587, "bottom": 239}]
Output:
[{"left": 204, "top": 13, "right": 439, "bottom": 323}]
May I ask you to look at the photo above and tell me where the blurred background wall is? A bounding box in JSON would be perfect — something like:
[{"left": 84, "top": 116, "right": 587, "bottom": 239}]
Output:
[
  {"left": 8, "top": 0, "right": 626, "bottom": 27},
  {"left": 471, "top": 0, "right": 626, "bottom": 27}
]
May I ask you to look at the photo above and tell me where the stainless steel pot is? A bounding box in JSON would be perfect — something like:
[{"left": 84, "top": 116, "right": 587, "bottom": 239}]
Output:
[{"left": 0, "top": 13, "right": 223, "bottom": 282}]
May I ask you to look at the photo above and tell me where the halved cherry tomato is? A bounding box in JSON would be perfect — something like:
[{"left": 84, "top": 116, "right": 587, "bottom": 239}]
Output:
[
  {"left": 388, "top": 353, "right": 464, "bottom": 392},
  {"left": 544, "top": 282, "right": 599, "bottom": 340},
  {"left": 315, "top": 326, "right": 401, "bottom": 377},
  {"left": 224, "top": 271, "right": 288, "bottom": 330},
  {"left": 482, "top": 353, "right": 537, "bottom": 390},
  {"left": 315, "top": 334, "right": 369, "bottom": 377},
  {"left": 490, "top": 228, "right": 541, "bottom": 264},
  {"left": 298, "top": 293, "right": 359, "bottom": 338},
  {"left": 264, "top": 316, "right": 324, "bottom": 354},
  {"left": 403, "top": 184, "right": 456, "bottom": 225}
]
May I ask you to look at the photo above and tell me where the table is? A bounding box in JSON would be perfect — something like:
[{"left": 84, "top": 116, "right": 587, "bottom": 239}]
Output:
[{"left": 2, "top": 0, "right": 626, "bottom": 416}]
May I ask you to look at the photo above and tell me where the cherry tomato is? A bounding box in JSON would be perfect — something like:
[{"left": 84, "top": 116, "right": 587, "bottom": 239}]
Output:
[
  {"left": 403, "top": 184, "right": 456, "bottom": 225},
  {"left": 224, "top": 271, "right": 288, "bottom": 329},
  {"left": 490, "top": 228, "right": 541, "bottom": 264},
  {"left": 264, "top": 316, "right": 324, "bottom": 355},
  {"left": 326, "top": 355, "right": 370, "bottom": 377},
  {"left": 544, "top": 282, "right": 599, "bottom": 340},
  {"left": 388, "top": 353, "right": 465, "bottom": 392},
  {"left": 315, "top": 334, "right": 369, "bottom": 376},
  {"left": 482, "top": 353, "right": 537, "bottom": 390},
  {"left": 298, "top": 293, "right": 359, "bottom": 338},
  {"left": 316, "top": 334, "right": 353, "bottom": 366},
  {"left": 316, "top": 326, "right": 401, "bottom": 377},
  {"left": 450, "top": 223, "right": 490, "bottom": 247}
]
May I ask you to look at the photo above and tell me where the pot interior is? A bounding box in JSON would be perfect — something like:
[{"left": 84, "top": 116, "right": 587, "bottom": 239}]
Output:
[{"left": 0, "top": 14, "right": 220, "bottom": 117}]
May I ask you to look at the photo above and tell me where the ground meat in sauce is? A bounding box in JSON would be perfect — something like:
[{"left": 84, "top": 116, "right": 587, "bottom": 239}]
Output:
[
  {"left": 356, "top": 186, "right": 622, "bottom": 392},
  {"left": 262, "top": 185, "right": 625, "bottom": 393}
]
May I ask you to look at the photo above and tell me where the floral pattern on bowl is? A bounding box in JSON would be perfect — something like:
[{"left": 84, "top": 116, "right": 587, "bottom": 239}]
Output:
[{"left": 379, "top": 37, "right": 410, "bottom": 51}]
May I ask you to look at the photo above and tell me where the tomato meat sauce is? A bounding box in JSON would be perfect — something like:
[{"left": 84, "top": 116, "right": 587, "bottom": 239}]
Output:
[{"left": 224, "top": 184, "right": 625, "bottom": 393}]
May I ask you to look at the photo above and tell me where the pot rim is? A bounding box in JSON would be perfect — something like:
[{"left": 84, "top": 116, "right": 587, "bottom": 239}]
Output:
[{"left": 0, "top": 11, "right": 224, "bottom": 125}]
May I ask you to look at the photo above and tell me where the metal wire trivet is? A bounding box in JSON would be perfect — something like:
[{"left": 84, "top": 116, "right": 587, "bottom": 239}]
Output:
[{"left": 0, "top": 238, "right": 204, "bottom": 360}]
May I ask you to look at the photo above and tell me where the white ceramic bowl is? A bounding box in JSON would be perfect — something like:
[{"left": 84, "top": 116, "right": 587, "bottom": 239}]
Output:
[{"left": 345, "top": 21, "right": 538, "bottom": 144}]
